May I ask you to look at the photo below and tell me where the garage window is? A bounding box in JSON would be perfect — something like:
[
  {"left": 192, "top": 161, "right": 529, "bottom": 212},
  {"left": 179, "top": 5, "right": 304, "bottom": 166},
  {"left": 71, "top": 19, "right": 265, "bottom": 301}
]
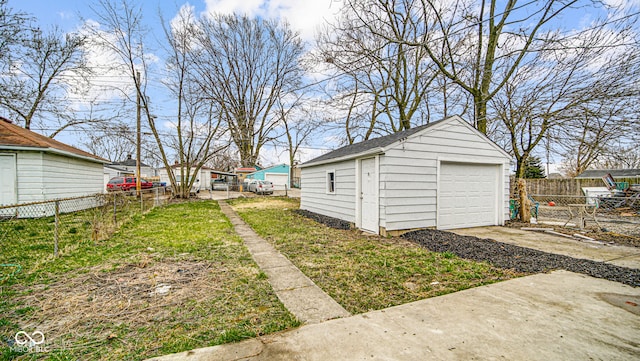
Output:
[{"left": 326, "top": 170, "right": 336, "bottom": 194}]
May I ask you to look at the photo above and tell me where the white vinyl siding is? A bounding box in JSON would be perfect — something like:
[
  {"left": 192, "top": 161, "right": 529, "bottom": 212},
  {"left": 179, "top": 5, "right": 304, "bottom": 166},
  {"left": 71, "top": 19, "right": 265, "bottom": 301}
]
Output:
[
  {"left": 301, "top": 160, "right": 356, "bottom": 223},
  {"left": 300, "top": 116, "right": 511, "bottom": 233},
  {"left": 42, "top": 153, "right": 104, "bottom": 199},
  {"left": 9, "top": 151, "right": 105, "bottom": 205},
  {"left": 379, "top": 120, "right": 509, "bottom": 232}
]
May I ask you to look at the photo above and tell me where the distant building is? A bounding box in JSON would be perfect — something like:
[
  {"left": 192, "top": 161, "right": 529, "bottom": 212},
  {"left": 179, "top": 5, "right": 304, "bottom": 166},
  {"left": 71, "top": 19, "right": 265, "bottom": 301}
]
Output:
[
  {"left": 109, "top": 154, "right": 154, "bottom": 178},
  {"left": 246, "top": 164, "right": 291, "bottom": 190},
  {"left": 575, "top": 169, "right": 640, "bottom": 179}
]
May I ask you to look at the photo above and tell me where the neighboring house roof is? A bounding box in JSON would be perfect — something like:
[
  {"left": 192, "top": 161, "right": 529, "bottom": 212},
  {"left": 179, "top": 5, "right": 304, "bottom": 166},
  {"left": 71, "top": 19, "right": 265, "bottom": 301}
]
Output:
[
  {"left": 302, "top": 115, "right": 509, "bottom": 167},
  {"left": 0, "top": 117, "right": 108, "bottom": 163},
  {"left": 112, "top": 155, "right": 150, "bottom": 168},
  {"left": 212, "top": 170, "right": 237, "bottom": 177},
  {"left": 248, "top": 164, "right": 289, "bottom": 174},
  {"left": 575, "top": 169, "right": 640, "bottom": 179},
  {"left": 235, "top": 167, "right": 257, "bottom": 172}
]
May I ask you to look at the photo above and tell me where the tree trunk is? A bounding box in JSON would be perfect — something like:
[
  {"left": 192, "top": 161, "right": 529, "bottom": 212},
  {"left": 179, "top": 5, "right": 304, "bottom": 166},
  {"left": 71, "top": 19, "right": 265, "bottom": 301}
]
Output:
[{"left": 517, "top": 178, "right": 530, "bottom": 223}]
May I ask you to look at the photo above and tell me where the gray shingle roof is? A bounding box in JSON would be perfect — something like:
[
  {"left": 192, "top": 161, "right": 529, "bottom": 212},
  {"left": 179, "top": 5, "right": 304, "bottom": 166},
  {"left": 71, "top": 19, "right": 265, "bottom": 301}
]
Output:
[
  {"left": 576, "top": 169, "right": 640, "bottom": 179},
  {"left": 304, "top": 120, "right": 443, "bottom": 165},
  {"left": 112, "top": 157, "right": 150, "bottom": 168}
]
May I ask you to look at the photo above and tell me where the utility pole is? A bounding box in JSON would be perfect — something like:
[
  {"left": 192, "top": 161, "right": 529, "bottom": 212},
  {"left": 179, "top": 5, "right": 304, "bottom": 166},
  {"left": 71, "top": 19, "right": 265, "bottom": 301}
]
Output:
[{"left": 136, "top": 70, "right": 142, "bottom": 197}]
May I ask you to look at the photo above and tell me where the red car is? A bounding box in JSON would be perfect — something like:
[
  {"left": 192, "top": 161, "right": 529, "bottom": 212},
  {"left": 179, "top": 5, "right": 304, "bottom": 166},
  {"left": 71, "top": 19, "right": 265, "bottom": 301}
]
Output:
[{"left": 107, "top": 176, "right": 153, "bottom": 191}]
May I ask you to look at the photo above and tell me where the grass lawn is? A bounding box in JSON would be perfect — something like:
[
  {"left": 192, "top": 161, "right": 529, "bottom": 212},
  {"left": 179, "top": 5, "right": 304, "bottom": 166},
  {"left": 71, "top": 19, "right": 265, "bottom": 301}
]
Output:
[
  {"left": 0, "top": 201, "right": 299, "bottom": 361},
  {"left": 229, "top": 197, "right": 524, "bottom": 314}
]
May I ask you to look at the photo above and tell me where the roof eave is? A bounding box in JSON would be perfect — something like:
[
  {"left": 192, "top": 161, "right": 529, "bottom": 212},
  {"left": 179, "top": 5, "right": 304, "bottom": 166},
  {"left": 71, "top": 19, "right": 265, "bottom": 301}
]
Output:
[{"left": 299, "top": 147, "right": 385, "bottom": 168}]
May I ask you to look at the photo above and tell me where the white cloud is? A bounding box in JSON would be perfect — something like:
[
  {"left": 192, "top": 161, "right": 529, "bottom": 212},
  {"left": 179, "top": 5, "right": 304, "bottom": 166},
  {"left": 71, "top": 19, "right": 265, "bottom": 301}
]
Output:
[
  {"left": 203, "top": 0, "right": 340, "bottom": 41},
  {"left": 602, "top": 0, "right": 640, "bottom": 10}
]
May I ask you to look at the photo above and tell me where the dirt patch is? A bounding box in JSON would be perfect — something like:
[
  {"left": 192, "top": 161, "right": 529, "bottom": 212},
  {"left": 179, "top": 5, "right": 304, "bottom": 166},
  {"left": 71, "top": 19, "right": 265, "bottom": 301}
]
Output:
[
  {"left": 12, "top": 259, "right": 230, "bottom": 342},
  {"left": 234, "top": 199, "right": 295, "bottom": 210}
]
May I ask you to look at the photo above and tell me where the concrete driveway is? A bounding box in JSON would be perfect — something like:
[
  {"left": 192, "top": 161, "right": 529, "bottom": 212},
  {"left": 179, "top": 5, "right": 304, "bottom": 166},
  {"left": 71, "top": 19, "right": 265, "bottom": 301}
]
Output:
[
  {"left": 149, "top": 225, "right": 640, "bottom": 361},
  {"left": 451, "top": 226, "right": 640, "bottom": 269},
  {"left": 149, "top": 271, "right": 640, "bottom": 361}
]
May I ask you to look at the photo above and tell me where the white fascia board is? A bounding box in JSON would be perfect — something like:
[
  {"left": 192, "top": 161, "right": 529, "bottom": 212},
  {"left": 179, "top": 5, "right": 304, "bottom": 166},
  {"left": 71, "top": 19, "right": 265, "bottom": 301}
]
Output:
[{"left": 299, "top": 147, "right": 385, "bottom": 168}]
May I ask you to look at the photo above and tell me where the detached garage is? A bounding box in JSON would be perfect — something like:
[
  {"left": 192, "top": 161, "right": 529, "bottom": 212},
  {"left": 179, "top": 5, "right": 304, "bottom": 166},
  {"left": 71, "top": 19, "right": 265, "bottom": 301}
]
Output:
[{"left": 300, "top": 116, "right": 512, "bottom": 235}]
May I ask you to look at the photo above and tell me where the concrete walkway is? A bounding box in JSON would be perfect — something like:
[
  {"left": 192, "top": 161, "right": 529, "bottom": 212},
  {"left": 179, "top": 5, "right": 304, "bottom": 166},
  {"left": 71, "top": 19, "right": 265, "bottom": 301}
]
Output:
[
  {"left": 217, "top": 201, "right": 350, "bottom": 324},
  {"left": 149, "top": 271, "right": 640, "bottom": 360}
]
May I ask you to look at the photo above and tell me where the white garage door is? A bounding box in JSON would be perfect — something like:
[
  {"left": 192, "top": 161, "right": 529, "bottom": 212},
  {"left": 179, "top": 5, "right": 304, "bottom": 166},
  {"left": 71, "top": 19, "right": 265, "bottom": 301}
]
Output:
[
  {"left": 438, "top": 162, "right": 499, "bottom": 229},
  {"left": 265, "top": 173, "right": 289, "bottom": 190}
]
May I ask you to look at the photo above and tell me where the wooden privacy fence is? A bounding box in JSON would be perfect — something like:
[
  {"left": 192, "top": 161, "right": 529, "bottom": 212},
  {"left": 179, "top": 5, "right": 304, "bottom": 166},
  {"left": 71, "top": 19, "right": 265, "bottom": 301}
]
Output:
[{"left": 509, "top": 177, "right": 640, "bottom": 196}]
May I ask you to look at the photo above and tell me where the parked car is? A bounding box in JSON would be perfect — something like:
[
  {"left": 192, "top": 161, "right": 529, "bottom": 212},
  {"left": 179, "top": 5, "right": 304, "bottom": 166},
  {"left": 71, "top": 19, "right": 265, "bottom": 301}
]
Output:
[
  {"left": 245, "top": 179, "right": 259, "bottom": 192},
  {"left": 253, "top": 180, "right": 274, "bottom": 195},
  {"left": 107, "top": 176, "right": 153, "bottom": 192},
  {"left": 211, "top": 178, "right": 228, "bottom": 191}
]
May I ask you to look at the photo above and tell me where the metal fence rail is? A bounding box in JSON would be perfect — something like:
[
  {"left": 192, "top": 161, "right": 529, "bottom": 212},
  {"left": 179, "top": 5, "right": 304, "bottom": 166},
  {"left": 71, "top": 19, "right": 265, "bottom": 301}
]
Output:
[
  {"left": 0, "top": 188, "right": 168, "bottom": 257},
  {"left": 530, "top": 194, "right": 640, "bottom": 212}
]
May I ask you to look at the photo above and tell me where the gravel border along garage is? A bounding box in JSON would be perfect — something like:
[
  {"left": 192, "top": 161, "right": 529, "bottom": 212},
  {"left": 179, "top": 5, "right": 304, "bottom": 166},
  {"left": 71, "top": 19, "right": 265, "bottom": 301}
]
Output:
[{"left": 295, "top": 210, "right": 640, "bottom": 288}]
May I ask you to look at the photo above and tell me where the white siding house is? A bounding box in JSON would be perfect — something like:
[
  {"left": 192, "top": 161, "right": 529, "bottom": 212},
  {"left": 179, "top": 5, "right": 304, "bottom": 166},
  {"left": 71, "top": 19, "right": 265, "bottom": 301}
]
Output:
[
  {"left": 158, "top": 164, "right": 213, "bottom": 191},
  {"left": 0, "top": 117, "right": 109, "bottom": 211},
  {"left": 300, "top": 116, "right": 512, "bottom": 235}
]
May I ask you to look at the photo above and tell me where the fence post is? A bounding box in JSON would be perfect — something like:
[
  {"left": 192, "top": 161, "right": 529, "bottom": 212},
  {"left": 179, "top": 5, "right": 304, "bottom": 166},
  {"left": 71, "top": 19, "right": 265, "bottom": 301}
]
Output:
[
  {"left": 54, "top": 201, "right": 60, "bottom": 257},
  {"left": 113, "top": 193, "right": 117, "bottom": 226},
  {"left": 140, "top": 191, "right": 144, "bottom": 213}
]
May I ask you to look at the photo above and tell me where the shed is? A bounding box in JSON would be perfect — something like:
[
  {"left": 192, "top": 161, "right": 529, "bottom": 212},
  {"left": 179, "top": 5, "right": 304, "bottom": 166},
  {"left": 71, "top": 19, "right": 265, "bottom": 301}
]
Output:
[
  {"left": 246, "top": 164, "right": 291, "bottom": 190},
  {"left": 299, "top": 116, "right": 512, "bottom": 235},
  {"left": 0, "top": 117, "right": 108, "bottom": 207}
]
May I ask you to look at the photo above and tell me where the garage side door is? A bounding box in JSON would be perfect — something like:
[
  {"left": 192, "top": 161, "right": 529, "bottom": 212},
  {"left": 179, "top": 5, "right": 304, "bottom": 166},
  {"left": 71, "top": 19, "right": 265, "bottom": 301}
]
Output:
[
  {"left": 265, "top": 173, "right": 288, "bottom": 190},
  {"left": 438, "top": 162, "right": 498, "bottom": 229},
  {"left": 0, "top": 154, "right": 17, "bottom": 206}
]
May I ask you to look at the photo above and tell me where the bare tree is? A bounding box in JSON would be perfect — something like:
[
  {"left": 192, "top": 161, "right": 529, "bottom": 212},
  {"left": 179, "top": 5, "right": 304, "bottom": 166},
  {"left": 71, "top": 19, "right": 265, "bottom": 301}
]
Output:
[
  {"left": 0, "top": 0, "right": 29, "bottom": 59},
  {"left": 89, "top": 0, "right": 227, "bottom": 197},
  {"left": 315, "top": 0, "right": 437, "bottom": 143},
  {"left": 491, "top": 16, "right": 640, "bottom": 178},
  {"left": 0, "top": 24, "right": 90, "bottom": 132},
  {"left": 160, "top": 6, "right": 227, "bottom": 197},
  {"left": 591, "top": 145, "right": 640, "bottom": 170},
  {"left": 273, "top": 94, "right": 319, "bottom": 182},
  {"left": 191, "top": 14, "right": 304, "bottom": 167},
  {"left": 83, "top": 122, "right": 135, "bottom": 162},
  {"left": 348, "top": 0, "right": 593, "bottom": 134}
]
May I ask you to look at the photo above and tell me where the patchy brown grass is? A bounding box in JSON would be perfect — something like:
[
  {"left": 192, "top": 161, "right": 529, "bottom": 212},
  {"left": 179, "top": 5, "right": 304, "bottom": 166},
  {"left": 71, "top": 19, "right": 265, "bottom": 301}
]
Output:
[
  {"left": 230, "top": 197, "right": 522, "bottom": 314},
  {"left": 1, "top": 201, "right": 299, "bottom": 360}
]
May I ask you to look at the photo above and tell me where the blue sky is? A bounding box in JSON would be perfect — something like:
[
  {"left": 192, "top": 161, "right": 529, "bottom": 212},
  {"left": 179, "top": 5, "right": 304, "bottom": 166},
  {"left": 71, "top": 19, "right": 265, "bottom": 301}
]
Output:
[
  {"left": 8, "top": 0, "right": 340, "bottom": 165},
  {"left": 6, "top": 0, "right": 638, "bottom": 170}
]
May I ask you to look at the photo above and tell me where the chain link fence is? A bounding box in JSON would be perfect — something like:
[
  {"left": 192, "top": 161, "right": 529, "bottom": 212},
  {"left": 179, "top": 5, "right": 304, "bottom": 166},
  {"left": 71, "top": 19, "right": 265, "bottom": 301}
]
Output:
[
  {"left": 525, "top": 194, "right": 640, "bottom": 237},
  {"left": 0, "top": 188, "right": 169, "bottom": 257},
  {"left": 530, "top": 194, "right": 640, "bottom": 212}
]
